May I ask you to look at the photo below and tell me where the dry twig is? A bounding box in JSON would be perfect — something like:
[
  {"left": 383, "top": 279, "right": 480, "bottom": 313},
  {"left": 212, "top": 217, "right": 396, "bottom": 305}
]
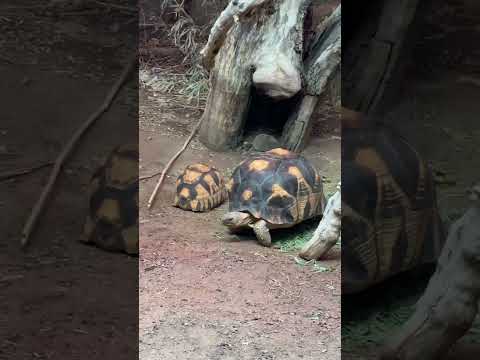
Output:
[
  {"left": 147, "top": 117, "right": 203, "bottom": 209},
  {"left": 92, "top": 1, "right": 137, "bottom": 12},
  {"left": 20, "top": 55, "right": 136, "bottom": 248},
  {"left": 0, "top": 162, "right": 53, "bottom": 181},
  {"left": 140, "top": 171, "right": 161, "bottom": 181}
]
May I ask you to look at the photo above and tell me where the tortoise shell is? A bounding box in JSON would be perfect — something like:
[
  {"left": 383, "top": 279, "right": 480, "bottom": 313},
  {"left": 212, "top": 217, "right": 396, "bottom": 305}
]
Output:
[
  {"left": 227, "top": 148, "right": 326, "bottom": 224},
  {"left": 82, "top": 143, "right": 138, "bottom": 255},
  {"left": 342, "top": 126, "right": 446, "bottom": 294},
  {"left": 174, "top": 163, "right": 227, "bottom": 212}
]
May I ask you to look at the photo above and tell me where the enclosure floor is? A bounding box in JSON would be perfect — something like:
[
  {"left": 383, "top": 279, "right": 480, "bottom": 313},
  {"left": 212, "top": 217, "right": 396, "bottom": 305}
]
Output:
[
  {"left": 0, "top": 2, "right": 138, "bottom": 357},
  {"left": 139, "top": 86, "right": 341, "bottom": 360}
]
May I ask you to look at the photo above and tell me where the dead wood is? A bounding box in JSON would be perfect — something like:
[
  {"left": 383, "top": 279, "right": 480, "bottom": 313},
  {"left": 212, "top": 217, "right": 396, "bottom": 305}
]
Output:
[
  {"left": 0, "top": 162, "right": 53, "bottom": 181},
  {"left": 380, "top": 185, "right": 480, "bottom": 360},
  {"left": 299, "top": 182, "right": 341, "bottom": 260},
  {"left": 281, "top": 4, "right": 341, "bottom": 151},
  {"left": 342, "top": 0, "right": 420, "bottom": 114},
  {"left": 199, "top": 0, "right": 311, "bottom": 151},
  {"left": 199, "top": 0, "right": 272, "bottom": 71}
]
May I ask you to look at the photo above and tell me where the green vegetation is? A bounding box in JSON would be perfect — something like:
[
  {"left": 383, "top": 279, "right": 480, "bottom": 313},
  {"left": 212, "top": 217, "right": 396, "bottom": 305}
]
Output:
[
  {"left": 273, "top": 218, "right": 317, "bottom": 252},
  {"left": 342, "top": 266, "right": 480, "bottom": 352}
]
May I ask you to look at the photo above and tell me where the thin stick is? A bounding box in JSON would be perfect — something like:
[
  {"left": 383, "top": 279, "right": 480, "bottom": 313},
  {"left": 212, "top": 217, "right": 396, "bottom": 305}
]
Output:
[
  {"left": 139, "top": 172, "right": 162, "bottom": 181},
  {"left": 92, "top": 1, "right": 137, "bottom": 12},
  {"left": 0, "top": 162, "right": 53, "bottom": 181},
  {"left": 139, "top": 161, "right": 166, "bottom": 181},
  {"left": 20, "top": 55, "right": 137, "bottom": 248},
  {"left": 147, "top": 118, "right": 203, "bottom": 209}
]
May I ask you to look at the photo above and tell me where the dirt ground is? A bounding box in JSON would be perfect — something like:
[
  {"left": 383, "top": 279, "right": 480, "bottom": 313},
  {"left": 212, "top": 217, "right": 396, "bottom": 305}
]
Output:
[
  {"left": 1, "top": 3, "right": 138, "bottom": 359},
  {"left": 138, "top": 68, "right": 341, "bottom": 360}
]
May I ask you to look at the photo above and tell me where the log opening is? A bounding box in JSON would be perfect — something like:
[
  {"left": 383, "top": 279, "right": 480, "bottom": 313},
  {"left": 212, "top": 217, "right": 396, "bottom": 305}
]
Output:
[{"left": 244, "top": 91, "right": 301, "bottom": 136}]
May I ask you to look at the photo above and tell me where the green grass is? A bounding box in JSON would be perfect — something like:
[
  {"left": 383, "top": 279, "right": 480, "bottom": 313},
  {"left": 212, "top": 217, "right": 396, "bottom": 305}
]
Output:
[
  {"left": 273, "top": 218, "right": 318, "bottom": 252},
  {"left": 342, "top": 266, "right": 480, "bottom": 352},
  {"left": 272, "top": 218, "right": 338, "bottom": 273}
]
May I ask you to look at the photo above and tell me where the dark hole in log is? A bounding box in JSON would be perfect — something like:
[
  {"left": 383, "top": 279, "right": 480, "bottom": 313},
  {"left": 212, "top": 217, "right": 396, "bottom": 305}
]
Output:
[
  {"left": 244, "top": 90, "right": 302, "bottom": 137},
  {"left": 342, "top": 0, "right": 383, "bottom": 49}
]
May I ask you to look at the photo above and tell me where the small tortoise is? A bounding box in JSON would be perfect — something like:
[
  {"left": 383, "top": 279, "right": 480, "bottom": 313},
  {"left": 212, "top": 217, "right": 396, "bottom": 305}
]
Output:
[
  {"left": 174, "top": 163, "right": 227, "bottom": 212},
  {"left": 342, "top": 125, "right": 446, "bottom": 294},
  {"left": 81, "top": 143, "right": 138, "bottom": 255},
  {"left": 222, "top": 148, "right": 326, "bottom": 246}
]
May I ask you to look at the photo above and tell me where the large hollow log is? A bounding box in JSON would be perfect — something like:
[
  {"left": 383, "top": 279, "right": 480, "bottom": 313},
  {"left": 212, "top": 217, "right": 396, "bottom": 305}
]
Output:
[
  {"left": 380, "top": 185, "right": 480, "bottom": 360},
  {"left": 199, "top": 0, "right": 310, "bottom": 151},
  {"left": 281, "top": 4, "right": 341, "bottom": 151}
]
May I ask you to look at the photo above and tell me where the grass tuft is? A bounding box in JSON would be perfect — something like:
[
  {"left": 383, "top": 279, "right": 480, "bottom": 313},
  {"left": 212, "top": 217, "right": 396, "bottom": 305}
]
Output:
[
  {"left": 342, "top": 266, "right": 480, "bottom": 351},
  {"left": 274, "top": 218, "right": 318, "bottom": 252},
  {"left": 140, "top": 64, "right": 209, "bottom": 109}
]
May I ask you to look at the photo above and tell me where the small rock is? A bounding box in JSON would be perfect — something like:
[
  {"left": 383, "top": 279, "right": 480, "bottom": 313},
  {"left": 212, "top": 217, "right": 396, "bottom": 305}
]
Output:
[
  {"left": 252, "top": 134, "right": 280, "bottom": 152},
  {"left": 109, "top": 22, "right": 120, "bottom": 33},
  {"left": 21, "top": 77, "right": 31, "bottom": 86}
]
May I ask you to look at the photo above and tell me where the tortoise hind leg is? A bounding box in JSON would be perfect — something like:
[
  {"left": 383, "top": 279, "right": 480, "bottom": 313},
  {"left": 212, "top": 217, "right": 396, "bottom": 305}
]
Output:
[
  {"left": 250, "top": 220, "right": 272, "bottom": 247},
  {"left": 81, "top": 215, "right": 95, "bottom": 243}
]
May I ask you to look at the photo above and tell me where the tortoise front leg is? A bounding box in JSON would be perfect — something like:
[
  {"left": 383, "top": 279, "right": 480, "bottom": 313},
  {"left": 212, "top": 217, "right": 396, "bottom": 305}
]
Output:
[{"left": 250, "top": 220, "right": 272, "bottom": 247}]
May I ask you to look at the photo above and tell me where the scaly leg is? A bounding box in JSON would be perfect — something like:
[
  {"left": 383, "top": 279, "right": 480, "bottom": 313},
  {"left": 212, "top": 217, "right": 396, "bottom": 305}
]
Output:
[{"left": 250, "top": 219, "right": 272, "bottom": 247}]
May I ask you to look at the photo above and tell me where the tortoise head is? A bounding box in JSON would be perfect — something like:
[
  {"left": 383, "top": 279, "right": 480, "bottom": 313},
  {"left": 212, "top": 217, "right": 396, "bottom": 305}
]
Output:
[
  {"left": 222, "top": 211, "right": 253, "bottom": 230},
  {"left": 468, "top": 182, "right": 480, "bottom": 205}
]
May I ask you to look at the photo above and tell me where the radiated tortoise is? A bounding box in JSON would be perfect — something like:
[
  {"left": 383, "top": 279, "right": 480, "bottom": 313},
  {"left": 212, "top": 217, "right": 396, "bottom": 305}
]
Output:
[
  {"left": 222, "top": 148, "right": 326, "bottom": 246},
  {"left": 342, "top": 125, "right": 446, "bottom": 294},
  {"left": 81, "top": 143, "right": 138, "bottom": 255},
  {"left": 174, "top": 163, "right": 227, "bottom": 212}
]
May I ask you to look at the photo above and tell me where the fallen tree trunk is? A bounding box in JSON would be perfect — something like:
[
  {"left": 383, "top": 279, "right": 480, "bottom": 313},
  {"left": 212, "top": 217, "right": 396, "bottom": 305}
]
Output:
[
  {"left": 281, "top": 4, "right": 341, "bottom": 151},
  {"left": 380, "top": 184, "right": 480, "bottom": 360},
  {"left": 299, "top": 182, "right": 341, "bottom": 260},
  {"left": 199, "top": 0, "right": 309, "bottom": 151}
]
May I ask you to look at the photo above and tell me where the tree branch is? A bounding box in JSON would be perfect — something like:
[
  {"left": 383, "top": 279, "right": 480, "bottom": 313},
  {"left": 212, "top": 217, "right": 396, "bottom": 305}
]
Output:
[
  {"left": 199, "top": 0, "right": 271, "bottom": 70},
  {"left": 380, "top": 185, "right": 480, "bottom": 360},
  {"left": 299, "top": 182, "right": 341, "bottom": 260}
]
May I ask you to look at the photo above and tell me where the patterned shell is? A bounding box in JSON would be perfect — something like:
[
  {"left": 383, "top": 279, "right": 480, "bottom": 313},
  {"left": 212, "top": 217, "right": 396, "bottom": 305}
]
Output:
[
  {"left": 82, "top": 143, "right": 138, "bottom": 255},
  {"left": 341, "top": 126, "right": 446, "bottom": 294},
  {"left": 174, "top": 163, "right": 227, "bottom": 212},
  {"left": 227, "top": 148, "right": 325, "bottom": 225}
]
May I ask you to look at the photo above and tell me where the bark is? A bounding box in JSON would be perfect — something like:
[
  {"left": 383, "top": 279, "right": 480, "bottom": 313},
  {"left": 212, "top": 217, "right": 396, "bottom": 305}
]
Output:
[
  {"left": 199, "top": 0, "right": 310, "bottom": 151},
  {"left": 199, "top": 0, "right": 272, "bottom": 71},
  {"left": 342, "top": 0, "right": 419, "bottom": 114},
  {"left": 281, "top": 95, "right": 319, "bottom": 153},
  {"left": 281, "top": 4, "right": 341, "bottom": 152},
  {"left": 299, "top": 182, "right": 341, "bottom": 260},
  {"left": 380, "top": 187, "right": 480, "bottom": 360}
]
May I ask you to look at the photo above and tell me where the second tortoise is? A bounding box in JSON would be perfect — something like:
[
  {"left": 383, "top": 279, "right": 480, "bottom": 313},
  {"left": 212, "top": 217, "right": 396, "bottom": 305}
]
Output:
[{"left": 174, "top": 163, "right": 227, "bottom": 212}]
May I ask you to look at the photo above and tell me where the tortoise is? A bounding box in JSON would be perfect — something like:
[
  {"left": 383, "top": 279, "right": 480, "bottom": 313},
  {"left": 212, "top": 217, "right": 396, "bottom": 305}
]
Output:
[
  {"left": 341, "top": 124, "right": 446, "bottom": 294},
  {"left": 81, "top": 143, "right": 138, "bottom": 255},
  {"left": 174, "top": 163, "right": 227, "bottom": 212},
  {"left": 222, "top": 148, "right": 326, "bottom": 246}
]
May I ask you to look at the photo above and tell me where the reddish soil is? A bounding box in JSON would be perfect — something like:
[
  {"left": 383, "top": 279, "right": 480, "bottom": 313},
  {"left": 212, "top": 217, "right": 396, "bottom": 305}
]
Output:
[
  {"left": 1, "top": 3, "right": 137, "bottom": 359},
  {"left": 139, "top": 88, "right": 341, "bottom": 359}
]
